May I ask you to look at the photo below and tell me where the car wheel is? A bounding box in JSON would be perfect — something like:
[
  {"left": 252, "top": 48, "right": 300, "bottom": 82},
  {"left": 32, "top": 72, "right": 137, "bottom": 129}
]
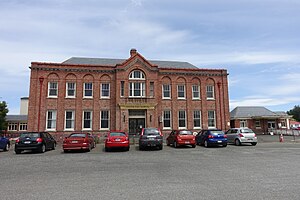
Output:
[
  {"left": 139, "top": 146, "right": 143, "bottom": 151},
  {"left": 15, "top": 150, "right": 21, "bottom": 154},
  {"left": 93, "top": 142, "right": 96, "bottom": 149},
  {"left": 126, "top": 147, "right": 130, "bottom": 151},
  {"left": 105, "top": 147, "right": 110, "bottom": 152},
  {"left": 166, "top": 140, "right": 170, "bottom": 146},
  {"left": 159, "top": 145, "right": 163, "bottom": 150},
  {"left": 192, "top": 144, "right": 196, "bottom": 148},
  {"left": 223, "top": 143, "right": 227, "bottom": 147},
  {"left": 52, "top": 143, "right": 56, "bottom": 150},
  {"left": 235, "top": 139, "right": 241, "bottom": 146},
  {"left": 204, "top": 140, "right": 209, "bottom": 148},
  {"left": 174, "top": 141, "right": 178, "bottom": 148},
  {"left": 251, "top": 142, "right": 257, "bottom": 146},
  {"left": 4, "top": 143, "right": 10, "bottom": 151},
  {"left": 63, "top": 149, "right": 68, "bottom": 153},
  {"left": 40, "top": 144, "right": 46, "bottom": 153}
]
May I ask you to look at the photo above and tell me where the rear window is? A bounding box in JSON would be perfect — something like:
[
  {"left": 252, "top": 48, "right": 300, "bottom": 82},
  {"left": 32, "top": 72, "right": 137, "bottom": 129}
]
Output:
[
  {"left": 179, "top": 130, "right": 192, "bottom": 135},
  {"left": 20, "top": 133, "right": 40, "bottom": 138},
  {"left": 240, "top": 129, "right": 254, "bottom": 133},
  {"left": 143, "top": 128, "right": 160, "bottom": 135},
  {"left": 69, "top": 133, "right": 86, "bottom": 138},
  {"left": 210, "top": 130, "right": 224, "bottom": 135},
  {"left": 110, "top": 132, "right": 126, "bottom": 137}
]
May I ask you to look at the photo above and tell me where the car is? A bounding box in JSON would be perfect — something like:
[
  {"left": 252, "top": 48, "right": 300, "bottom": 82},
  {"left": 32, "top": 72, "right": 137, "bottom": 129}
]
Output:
[
  {"left": 0, "top": 134, "right": 10, "bottom": 151},
  {"left": 139, "top": 128, "right": 163, "bottom": 150},
  {"left": 63, "top": 132, "right": 96, "bottom": 153},
  {"left": 225, "top": 128, "right": 257, "bottom": 146},
  {"left": 15, "top": 132, "right": 57, "bottom": 154},
  {"left": 196, "top": 129, "right": 227, "bottom": 147},
  {"left": 166, "top": 130, "right": 196, "bottom": 148},
  {"left": 104, "top": 131, "right": 130, "bottom": 152}
]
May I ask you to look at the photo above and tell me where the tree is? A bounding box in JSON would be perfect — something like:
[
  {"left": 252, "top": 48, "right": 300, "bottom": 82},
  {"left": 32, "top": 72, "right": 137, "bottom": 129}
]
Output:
[
  {"left": 0, "top": 101, "right": 9, "bottom": 133},
  {"left": 287, "top": 105, "right": 300, "bottom": 122}
]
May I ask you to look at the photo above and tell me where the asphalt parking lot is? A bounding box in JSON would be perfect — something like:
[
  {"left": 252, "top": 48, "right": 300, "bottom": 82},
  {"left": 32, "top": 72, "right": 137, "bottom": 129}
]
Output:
[{"left": 1, "top": 142, "right": 300, "bottom": 200}]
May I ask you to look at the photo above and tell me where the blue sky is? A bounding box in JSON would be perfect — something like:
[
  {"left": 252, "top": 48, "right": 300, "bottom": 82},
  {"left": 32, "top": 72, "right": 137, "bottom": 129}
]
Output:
[{"left": 0, "top": 0, "right": 299, "bottom": 114}]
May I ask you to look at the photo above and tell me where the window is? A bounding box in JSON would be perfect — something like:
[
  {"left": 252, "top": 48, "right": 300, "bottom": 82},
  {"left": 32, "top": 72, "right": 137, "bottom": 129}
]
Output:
[
  {"left": 101, "top": 83, "right": 110, "bottom": 98},
  {"left": 163, "top": 110, "right": 171, "bottom": 129},
  {"left": 255, "top": 120, "right": 261, "bottom": 128},
  {"left": 193, "top": 110, "right": 201, "bottom": 129},
  {"left": 192, "top": 85, "right": 200, "bottom": 100},
  {"left": 208, "top": 110, "right": 216, "bottom": 128},
  {"left": 19, "top": 123, "right": 27, "bottom": 131},
  {"left": 46, "top": 110, "right": 57, "bottom": 130},
  {"left": 129, "top": 70, "right": 145, "bottom": 79},
  {"left": 150, "top": 82, "right": 154, "bottom": 97},
  {"left": 240, "top": 120, "right": 247, "bottom": 128},
  {"left": 84, "top": 83, "right": 93, "bottom": 98},
  {"left": 48, "top": 82, "right": 58, "bottom": 97},
  {"left": 178, "top": 110, "right": 186, "bottom": 129},
  {"left": 100, "top": 110, "right": 109, "bottom": 130},
  {"left": 83, "top": 111, "right": 92, "bottom": 130},
  {"left": 177, "top": 85, "right": 185, "bottom": 99},
  {"left": 120, "top": 81, "right": 124, "bottom": 97},
  {"left": 66, "top": 82, "right": 76, "bottom": 98},
  {"left": 8, "top": 123, "right": 18, "bottom": 131},
  {"left": 129, "top": 82, "right": 145, "bottom": 97},
  {"left": 162, "top": 84, "right": 171, "bottom": 99},
  {"left": 65, "top": 110, "right": 75, "bottom": 130},
  {"left": 206, "top": 85, "right": 214, "bottom": 99}
]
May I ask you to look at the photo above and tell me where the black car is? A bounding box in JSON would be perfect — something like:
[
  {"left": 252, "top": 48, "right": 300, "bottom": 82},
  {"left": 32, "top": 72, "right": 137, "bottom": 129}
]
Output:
[
  {"left": 196, "top": 129, "right": 227, "bottom": 147},
  {"left": 15, "top": 132, "right": 57, "bottom": 154},
  {"left": 139, "top": 128, "right": 163, "bottom": 150}
]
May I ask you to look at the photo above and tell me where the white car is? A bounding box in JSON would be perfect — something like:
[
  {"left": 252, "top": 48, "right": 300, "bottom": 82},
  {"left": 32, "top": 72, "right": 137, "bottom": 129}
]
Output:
[{"left": 225, "top": 128, "right": 257, "bottom": 146}]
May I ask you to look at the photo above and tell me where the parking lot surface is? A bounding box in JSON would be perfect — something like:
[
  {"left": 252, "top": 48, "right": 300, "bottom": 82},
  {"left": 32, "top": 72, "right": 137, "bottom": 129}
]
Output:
[{"left": 1, "top": 143, "right": 300, "bottom": 200}]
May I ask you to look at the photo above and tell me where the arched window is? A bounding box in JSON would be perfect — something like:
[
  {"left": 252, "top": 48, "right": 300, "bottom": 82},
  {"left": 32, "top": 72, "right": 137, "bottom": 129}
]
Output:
[
  {"left": 129, "top": 70, "right": 145, "bottom": 80},
  {"left": 129, "top": 70, "right": 145, "bottom": 97}
]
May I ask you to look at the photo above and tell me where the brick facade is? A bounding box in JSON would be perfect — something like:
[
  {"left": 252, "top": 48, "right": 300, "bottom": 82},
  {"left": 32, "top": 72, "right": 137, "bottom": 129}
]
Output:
[{"left": 27, "top": 49, "right": 230, "bottom": 137}]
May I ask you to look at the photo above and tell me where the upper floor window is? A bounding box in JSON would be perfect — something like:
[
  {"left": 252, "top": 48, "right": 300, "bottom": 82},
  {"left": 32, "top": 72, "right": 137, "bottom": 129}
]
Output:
[
  {"left": 129, "top": 70, "right": 145, "bottom": 80},
  {"left": 162, "top": 84, "right": 171, "bottom": 99},
  {"left": 101, "top": 83, "right": 110, "bottom": 98},
  {"left": 129, "top": 82, "right": 145, "bottom": 97},
  {"left": 84, "top": 83, "right": 93, "bottom": 98},
  {"left": 66, "top": 82, "right": 76, "bottom": 98},
  {"left": 48, "top": 82, "right": 58, "bottom": 98},
  {"left": 177, "top": 85, "right": 186, "bottom": 99},
  {"left": 206, "top": 85, "right": 215, "bottom": 99},
  {"left": 192, "top": 85, "right": 200, "bottom": 100}
]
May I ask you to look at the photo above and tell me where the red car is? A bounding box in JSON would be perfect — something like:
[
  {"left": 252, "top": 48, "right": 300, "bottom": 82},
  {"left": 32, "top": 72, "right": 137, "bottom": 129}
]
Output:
[
  {"left": 166, "top": 130, "right": 196, "bottom": 148},
  {"left": 105, "top": 131, "right": 130, "bottom": 152},
  {"left": 63, "top": 132, "right": 96, "bottom": 153}
]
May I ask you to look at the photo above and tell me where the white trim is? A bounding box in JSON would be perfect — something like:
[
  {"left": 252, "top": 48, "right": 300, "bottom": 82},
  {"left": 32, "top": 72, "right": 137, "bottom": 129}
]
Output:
[
  {"left": 46, "top": 110, "right": 57, "bottom": 131},
  {"left": 64, "top": 110, "right": 75, "bottom": 131},
  {"left": 100, "top": 110, "right": 110, "bottom": 130},
  {"left": 83, "top": 82, "right": 93, "bottom": 98},
  {"left": 177, "top": 85, "right": 186, "bottom": 100},
  {"left": 82, "top": 110, "right": 93, "bottom": 130},
  {"left": 48, "top": 82, "right": 58, "bottom": 98},
  {"left": 101, "top": 83, "right": 110, "bottom": 99},
  {"left": 192, "top": 85, "right": 201, "bottom": 100},
  {"left": 65, "top": 82, "right": 76, "bottom": 98}
]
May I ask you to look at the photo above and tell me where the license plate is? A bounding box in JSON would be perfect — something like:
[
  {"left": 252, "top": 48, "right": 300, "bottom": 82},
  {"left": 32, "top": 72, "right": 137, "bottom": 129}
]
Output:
[
  {"left": 71, "top": 141, "right": 78, "bottom": 143},
  {"left": 247, "top": 139, "right": 253, "bottom": 141},
  {"left": 185, "top": 141, "right": 190, "bottom": 144},
  {"left": 149, "top": 138, "right": 155, "bottom": 140},
  {"left": 24, "top": 141, "right": 31, "bottom": 144},
  {"left": 217, "top": 141, "right": 222, "bottom": 143},
  {"left": 115, "top": 138, "right": 121, "bottom": 141}
]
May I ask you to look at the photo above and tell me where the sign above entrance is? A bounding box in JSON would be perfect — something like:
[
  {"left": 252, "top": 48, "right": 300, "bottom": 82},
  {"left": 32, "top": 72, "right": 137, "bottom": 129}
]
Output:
[{"left": 119, "top": 103, "right": 157, "bottom": 110}]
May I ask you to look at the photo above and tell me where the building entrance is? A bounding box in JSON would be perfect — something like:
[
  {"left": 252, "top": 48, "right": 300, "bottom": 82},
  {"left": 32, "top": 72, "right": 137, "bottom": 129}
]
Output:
[{"left": 128, "top": 110, "right": 146, "bottom": 135}]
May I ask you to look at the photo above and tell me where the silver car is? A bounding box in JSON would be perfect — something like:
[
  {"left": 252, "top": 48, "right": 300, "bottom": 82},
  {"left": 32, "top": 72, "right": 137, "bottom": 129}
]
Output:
[{"left": 225, "top": 128, "right": 257, "bottom": 146}]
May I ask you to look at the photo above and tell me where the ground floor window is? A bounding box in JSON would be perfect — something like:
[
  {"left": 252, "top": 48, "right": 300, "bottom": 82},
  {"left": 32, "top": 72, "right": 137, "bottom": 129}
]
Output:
[
  {"left": 19, "top": 123, "right": 27, "bottom": 131},
  {"left": 255, "top": 120, "right": 261, "bottom": 129},
  {"left": 8, "top": 123, "right": 18, "bottom": 131},
  {"left": 46, "top": 110, "right": 57, "bottom": 130},
  {"left": 100, "top": 110, "right": 110, "bottom": 130},
  {"left": 193, "top": 110, "right": 201, "bottom": 129},
  {"left": 208, "top": 110, "right": 216, "bottom": 128},
  {"left": 178, "top": 110, "right": 186, "bottom": 129},
  {"left": 163, "top": 110, "right": 171, "bottom": 129},
  {"left": 65, "top": 110, "right": 75, "bottom": 130},
  {"left": 83, "top": 111, "right": 92, "bottom": 130},
  {"left": 240, "top": 120, "right": 247, "bottom": 128}
]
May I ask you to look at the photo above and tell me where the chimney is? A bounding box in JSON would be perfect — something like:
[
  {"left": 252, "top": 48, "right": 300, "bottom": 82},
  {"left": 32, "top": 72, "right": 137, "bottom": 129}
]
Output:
[{"left": 130, "top": 48, "right": 137, "bottom": 57}]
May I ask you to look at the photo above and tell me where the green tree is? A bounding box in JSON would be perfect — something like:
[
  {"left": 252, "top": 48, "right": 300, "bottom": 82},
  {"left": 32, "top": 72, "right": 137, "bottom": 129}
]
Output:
[
  {"left": 287, "top": 105, "right": 300, "bottom": 122},
  {"left": 0, "top": 101, "right": 9, "bottom": 133}
]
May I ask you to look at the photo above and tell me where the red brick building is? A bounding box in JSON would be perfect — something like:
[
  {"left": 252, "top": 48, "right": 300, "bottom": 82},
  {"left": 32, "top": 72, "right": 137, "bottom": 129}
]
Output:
[{"left": 27, "top": 49, "right": 230, "bottom": 137}]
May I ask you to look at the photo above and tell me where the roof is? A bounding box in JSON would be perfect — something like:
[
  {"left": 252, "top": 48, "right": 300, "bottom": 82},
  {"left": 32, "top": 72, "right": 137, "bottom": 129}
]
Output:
[
  {"left": 230, "top": 107, "right": 279, "bottom": 119},
  {"left": 6, "top": 115, "right": 28, "bottom": 122},
  {"left": 62, "top": 57, "right": 199, "bottom": 69}
]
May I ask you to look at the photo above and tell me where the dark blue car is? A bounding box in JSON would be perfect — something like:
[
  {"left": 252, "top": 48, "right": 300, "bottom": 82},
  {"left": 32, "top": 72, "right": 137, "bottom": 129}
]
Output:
[
  {"left": 0, "top": 134, "right": 10, "bottom": 151},
  {"left": 196, "top": 129, "right": 227, "bottom": 147}
]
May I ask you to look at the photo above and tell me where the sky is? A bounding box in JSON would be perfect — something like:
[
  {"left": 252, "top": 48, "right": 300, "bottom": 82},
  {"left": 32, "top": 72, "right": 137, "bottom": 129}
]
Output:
[{"left": 0, "top": 0, "right": 299, "bottom": 114}]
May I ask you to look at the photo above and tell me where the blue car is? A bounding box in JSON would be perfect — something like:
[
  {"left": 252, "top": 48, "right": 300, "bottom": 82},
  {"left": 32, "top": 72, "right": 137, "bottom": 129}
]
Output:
[
  {"left": 196, "top": 129, "right": 227, "bottom": 147},
  {"left": 0, "top": 134, "right": 10, "bottom": 151}
]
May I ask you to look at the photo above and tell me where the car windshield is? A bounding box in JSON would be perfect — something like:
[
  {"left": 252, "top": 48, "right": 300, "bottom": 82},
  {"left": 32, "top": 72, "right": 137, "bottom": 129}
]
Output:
[
  {"left": 179, "top": 130, "right": 192, "bottom": 135},
  {"left": 240, "top": 129, "right": 254, "bottom": 133},
  {"left": 144, "top": 128, "right": 160, "bottom": 135},
  {"left": 69, "top": 133, "right": 86, "bottom": 138},
  {"left": 110, "top": 132, "right": 126, "bottom": 137},
  {"left": 20, "top": 133, "right": 39, "bottom": 138},
  {"left": 210, "top": 130, "right": 224, "bottom": 135}
]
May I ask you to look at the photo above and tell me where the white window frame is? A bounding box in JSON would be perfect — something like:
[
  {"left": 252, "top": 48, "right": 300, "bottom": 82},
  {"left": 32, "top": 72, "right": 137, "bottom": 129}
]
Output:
[
  {"left": 129, "top": 82, "right": 145, "bottom": 97},
  {"left": 129, "top": 70, "right": 145, "bottom": 80},
  {"left": 46, "top": 110, "right": 57, "bottom": 131},
  {"left": 83, "top": 82, "right": 93, "bottom": 98},
  {"left": 48, "top": 82, "right": 58, "bottom": 98},
  {"left": 101, "top": 83, "right": 110, "bottom": 99},
  {"left": 66, "top": 82, "right": 76, "bottom": 98},
  {"left": 192, "top": 85, "right": 200, "bottom": 100},
  {"left": 178, "top": 110, "right": 186, "bottom": 129},
  {"left": 163, "top": 110, "right": 171, "bottom": 130},
  {"left": 8, "top": 123, "right": 18, "bottom": 131},
  {"left": 19, "top": 123, "right": 27, "bottom": 131},
  {"left": 255, "top": 120, "right": 261, "bottom": 129},
  {"left": 240, "top": 120, "right": 247, "bottom": 128},
  {"left": 100, "top": 110, "right": 110, "bottom": 130},
  {"left": 208, "top": 110, "right": 216, "bottom": 129},
  {"left": 82, "top": 111, "right": 92, "bottom": 130},
  {"left": 162, "top": 84, "right": 171, "bottom": 99},
  {"left": 177, "top": 85, "right": 186, "bottom": 99},
  {"left": 206, "top": 85, "right": 215, "bottom": 100},
  {"left": 65, "top": 110, "right": 75, "bottom": 131},
  {"left": 193, "top": 110, "right": 202, "bottom": 129}
]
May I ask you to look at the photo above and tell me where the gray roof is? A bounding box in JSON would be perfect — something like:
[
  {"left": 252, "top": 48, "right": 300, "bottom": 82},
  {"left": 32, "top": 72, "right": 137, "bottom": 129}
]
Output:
[
  {"left": 62, "top": 57, "right": 199, "bottom": 69},
  {"left": 230, "top": 107, "right": 278, "bottom": 119},
  {"left": 6, "top": 115, "right": 28, "bottom": 122}
]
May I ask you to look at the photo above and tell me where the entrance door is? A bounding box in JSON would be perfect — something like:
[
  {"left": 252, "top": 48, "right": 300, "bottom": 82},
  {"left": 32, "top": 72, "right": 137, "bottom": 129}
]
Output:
[{"left": 129, "top": 118, "right": 145, "bottom": 135}]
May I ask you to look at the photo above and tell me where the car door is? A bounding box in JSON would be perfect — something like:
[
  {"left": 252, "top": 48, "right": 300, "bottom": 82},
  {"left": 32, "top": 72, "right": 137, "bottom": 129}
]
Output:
[
  {"left": 226, "top": 129, "right": 233, "bottom": 143},
  {"left": 167, "top": 131, "right": 175, "bottom": 144}
]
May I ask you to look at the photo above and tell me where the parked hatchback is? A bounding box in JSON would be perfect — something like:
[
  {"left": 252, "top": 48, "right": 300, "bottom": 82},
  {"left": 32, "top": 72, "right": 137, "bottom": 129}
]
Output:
[
  {"left": 166, "top": 130, "right": 196, "bottom": 148},
  {"left": 225, "top": 128, "right": 257, "bottom": 146},
  {"left": 139, "top": 128, "right": 163, "bottom": 150},
  {"left": 15, "top": 132, "right": 56, "bottom": 154},
  {"left": 0, "top": 134, "right": 10, "bottom": 151},
  {"left": 63, "top": 132, "right": 96, "bottom": 153},
  {"left": 105, "top": 131, "right": 130, "bottom": 152},
  {"left": 196, "top": 129, "right": 227, "bottom": 147}
]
